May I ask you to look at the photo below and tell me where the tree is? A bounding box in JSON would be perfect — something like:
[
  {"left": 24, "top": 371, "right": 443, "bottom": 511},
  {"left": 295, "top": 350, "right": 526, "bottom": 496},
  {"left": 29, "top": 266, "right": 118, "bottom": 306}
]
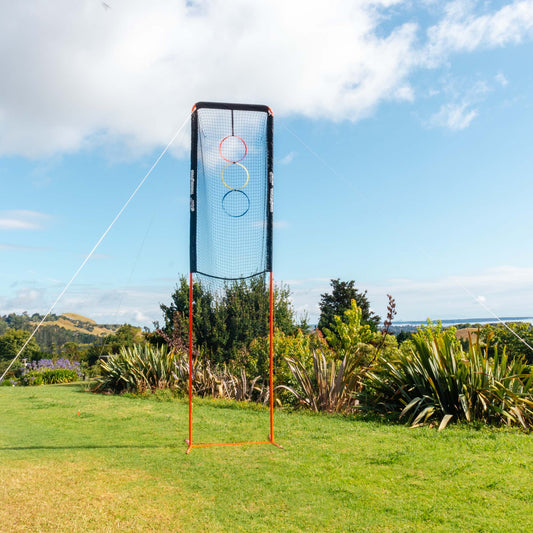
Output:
[
  {"left": 4, "top": 313, "right": 31, "bottom": 330},
  {"left": 481, "top": 322, "right": 533, "bottom": 364},
  {"left": 61, "top": 342, "right": 82, "bottom": 361},
  {"left": 160, "top": 276, "right": 222, "bottom": 358},
  {"left": 107, "top": 324, "right": 144, "bottom": 348},
  {"left": 159, "top": 275, "right": 296, "bottom": 364},
  {"left": 318, "top": 279, "right": 380, "bottom": 336},
  {"left": 396, "top": 330, "right": 413, "bottom": 344},
  {"left": 85, "top": 324, "right": 146, "bottom": 366},
  {"left": 0, "top": 329, "right": 41, "bottom": 362},
  {"left": 323, "top": 300, "right": 376, "bottom": 359}
]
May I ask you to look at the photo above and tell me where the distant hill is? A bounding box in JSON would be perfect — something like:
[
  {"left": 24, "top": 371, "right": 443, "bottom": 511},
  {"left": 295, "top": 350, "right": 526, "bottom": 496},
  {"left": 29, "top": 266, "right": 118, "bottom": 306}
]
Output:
[
  {"left": 38, "top": 313, "right": 119, "bottom": 337},
  {"left": 62, "top": 312, "right": 96, "bottom": 324},
  {"left": 0, "top": 312, "right": 122, "bottom": 352}
]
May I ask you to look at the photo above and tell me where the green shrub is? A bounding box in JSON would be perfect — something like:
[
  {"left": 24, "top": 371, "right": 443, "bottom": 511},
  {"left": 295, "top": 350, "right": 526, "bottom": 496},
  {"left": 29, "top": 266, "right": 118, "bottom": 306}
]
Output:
[
  {"left": 247, "top": 329, "right": 333, "bottom": 406},
  {"left": 366, "top": 324, "right": 533, "bottom": 429},
  {"left": 12, "top": 358, "right": 82, "bottom": 386},
  {"left": 21, "top": 372, "right": 43, "bottom": 386},
  {"left": 92, "top": 344, "right": 269, "bottom": 402},
  {"left": 322, "top": 299, "right": 376, "bottom": 359},
  {"left": 278, "top": 348, "right": 364, "bottom": 412},
  {"left": 22, "top": 369, "right": 78, "bottom": 385},
  {"left": 322, "top": 299, "right": 399, "bottom": 367},
  {"left": 481, "top": 322, "right": 533, "bottom": 364},
  {"left": 92, "top": 344, "right": 178, "bottom": 394},
  {"left": 277, "top": 301, "right": 398, "bottom": 412},
  {"left": 248, "top": 329, "right": 325, "bottom": 381}
]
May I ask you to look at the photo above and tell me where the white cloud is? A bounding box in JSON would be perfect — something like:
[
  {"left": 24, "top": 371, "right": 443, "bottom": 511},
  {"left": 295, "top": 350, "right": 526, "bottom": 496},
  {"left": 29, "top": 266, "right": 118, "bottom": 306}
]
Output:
[
  {"left": 0, "top": 243, "right": 48, "bottom": 251},
  {"left": 429, "top": 101, "right": 478, "bottom": 129},
  {"left": 283, "top": 266, "right": 533, "bottom": 323},
  {"left": 0, "top": 1, "right": 532, "bottom": 157},
  {"left": 495, "top": 72, "right": 509, "bottom": 86},
  {"left": 0, "top": 210, "right": 51, "bottom": 230},
  {"left": 394, "top": 85, "right": 415, "bottom": 101},
  {"left": 427, "top": 78, "right": 490, "bottom": 130},
  {"left": 0, "top": 282, "right": 171, "bottom": 326},
  {"left": 274, "top": 221, "right": 289, "bottom": 229},
  {"left": 4, "top": 287, "right": 47, "bottom": 311},
  {"left": 283, "top": 277, "right": 331, "bottom": 324},
  {"left": 0, "top": 0, "right": 418, "bottom": 157},
  {"left": 424, "top": 0, "right": 533, "bottom": 63},
  {"left": 4, "top": 266, "right": 532, "bottom": 327},
  {"left": 371, "top": 265, "right": 533, "bottom": 321},
  {"left": 279, "top": 152, "right": 295, "bottom": 165}
]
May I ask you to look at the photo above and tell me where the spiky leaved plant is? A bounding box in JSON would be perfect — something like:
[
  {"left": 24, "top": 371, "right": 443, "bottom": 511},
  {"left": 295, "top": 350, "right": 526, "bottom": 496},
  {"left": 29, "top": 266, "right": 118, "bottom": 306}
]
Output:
[
  {"left": 93, "top": 342, "right": 269, "bottom": 404},
  {"left": 92, "top": 344, "right": 179, "bottom": 394},
  {"left": 277, "top": 349, "right": 362, "bottom": 412},
  {"left": 366, "top": 324, "right": 533, "bottom": 429},
  {"left": 279, "top": 300, "right": 399, "bottom": 412}
]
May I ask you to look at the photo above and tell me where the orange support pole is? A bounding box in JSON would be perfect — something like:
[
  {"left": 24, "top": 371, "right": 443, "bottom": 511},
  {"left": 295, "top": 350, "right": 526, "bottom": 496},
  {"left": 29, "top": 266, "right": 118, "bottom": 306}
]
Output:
[
  {"left": 186, "top": 272, "right": 194, "bottom": 454},
  {"left": 268, "top": 271, "right": 282, "bottom": 449},
  {"left": 185, "top": 271, "right": 282, "bottom": 453},
  {"left": 269, "top": 271, "right": 274, "bottom": 442}
]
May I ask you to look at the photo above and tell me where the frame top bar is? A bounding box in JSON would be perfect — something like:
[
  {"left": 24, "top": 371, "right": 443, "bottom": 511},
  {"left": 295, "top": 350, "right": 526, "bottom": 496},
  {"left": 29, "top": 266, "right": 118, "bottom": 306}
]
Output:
[{"left": 193, "top": 101, "right": 272, "bottom": 115}]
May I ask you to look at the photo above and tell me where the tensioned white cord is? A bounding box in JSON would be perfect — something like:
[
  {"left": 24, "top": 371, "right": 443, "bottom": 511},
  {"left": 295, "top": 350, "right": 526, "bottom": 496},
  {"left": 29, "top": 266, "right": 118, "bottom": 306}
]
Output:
[
  {"left": 281, "top": 122, "right": 533, "bottom": 354},
  {"left": 459, "top": 285, "right": 533, "bottom": 352},
  {"left": 0, "top": 112, "right": 191, "bottom": 383}
]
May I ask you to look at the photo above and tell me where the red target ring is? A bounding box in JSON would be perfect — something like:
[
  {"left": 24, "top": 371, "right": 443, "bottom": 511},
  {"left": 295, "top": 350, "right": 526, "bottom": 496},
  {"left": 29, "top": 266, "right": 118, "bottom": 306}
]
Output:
[{"left": 219, "top": 135, "right": 247, "bottom": 163}]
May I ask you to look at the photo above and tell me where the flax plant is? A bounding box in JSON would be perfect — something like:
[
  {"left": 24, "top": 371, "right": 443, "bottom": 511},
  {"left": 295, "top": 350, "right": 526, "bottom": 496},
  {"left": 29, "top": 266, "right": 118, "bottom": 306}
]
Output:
[
  {"left": 367, "top": 325, "right": 533, "bottom": 429},
  {"left": 279, "top": 299, "right": 398, "bottom": 412},
  {"left": 93, "top": 344, "right": 268, "bottom": 402},
  {"left": 92, "top": 344, "right": 178, "bottom": 393},
  {"left": 278, "top": 349, "right": 362, "bottom": 412}
]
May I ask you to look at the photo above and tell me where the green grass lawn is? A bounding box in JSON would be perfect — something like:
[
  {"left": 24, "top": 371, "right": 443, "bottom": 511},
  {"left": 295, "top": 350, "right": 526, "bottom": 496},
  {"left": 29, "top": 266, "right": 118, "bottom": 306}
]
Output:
[{"left": 1, "top": 384, "right": 532, "bottom": 532}]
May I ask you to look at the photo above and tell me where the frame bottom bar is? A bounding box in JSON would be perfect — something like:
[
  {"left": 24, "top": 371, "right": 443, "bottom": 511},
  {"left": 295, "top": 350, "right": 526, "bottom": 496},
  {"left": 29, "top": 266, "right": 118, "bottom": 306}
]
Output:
[{"left": 185, "top": 439, "right": 283, "bottom": 454}]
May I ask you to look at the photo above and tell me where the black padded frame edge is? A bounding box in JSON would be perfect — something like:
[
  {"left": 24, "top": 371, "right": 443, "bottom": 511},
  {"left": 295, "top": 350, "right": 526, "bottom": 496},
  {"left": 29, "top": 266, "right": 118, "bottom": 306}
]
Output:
[
  {"left": 190, "top": 108, "right": 198, "bottom": 272},
  {"left": 194, "top": 101, "right": 272, "bottom": 114},
  {"left": 266, "top": 112, "right": 273, "bottom": 272}
]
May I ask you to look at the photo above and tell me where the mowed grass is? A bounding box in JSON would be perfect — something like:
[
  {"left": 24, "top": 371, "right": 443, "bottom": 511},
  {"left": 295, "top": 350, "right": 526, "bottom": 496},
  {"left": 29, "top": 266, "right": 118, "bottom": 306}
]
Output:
[{"left": 1, "top": 384, "right": 532, "bottom": 532}]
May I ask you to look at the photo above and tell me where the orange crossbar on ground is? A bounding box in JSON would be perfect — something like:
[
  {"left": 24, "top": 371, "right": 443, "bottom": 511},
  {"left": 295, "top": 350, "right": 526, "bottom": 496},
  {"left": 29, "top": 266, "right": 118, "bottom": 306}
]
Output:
[
  {"left": 186, "top": 271, "right": 281, "bottom": 454},
  {"left": 186, "top": 440, "right": 282, "bottom": 454}
]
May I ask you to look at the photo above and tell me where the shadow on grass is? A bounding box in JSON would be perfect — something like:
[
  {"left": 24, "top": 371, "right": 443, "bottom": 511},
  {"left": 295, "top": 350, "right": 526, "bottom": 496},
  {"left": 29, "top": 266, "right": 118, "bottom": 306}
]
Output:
[{"left": 2, "top": 443, "right": 180, "bottom": 451}]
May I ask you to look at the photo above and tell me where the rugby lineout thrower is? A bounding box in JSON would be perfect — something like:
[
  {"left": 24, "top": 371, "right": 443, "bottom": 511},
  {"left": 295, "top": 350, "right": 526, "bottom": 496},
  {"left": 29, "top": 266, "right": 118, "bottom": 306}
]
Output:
[{"left": 186, "top": 102, "right": 281, "bottom": 453}]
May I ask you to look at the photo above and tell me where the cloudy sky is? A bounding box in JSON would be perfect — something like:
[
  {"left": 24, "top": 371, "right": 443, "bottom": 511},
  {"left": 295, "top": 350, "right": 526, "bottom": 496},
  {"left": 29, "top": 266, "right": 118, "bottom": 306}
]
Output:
[{"left": 1, "top": 0, "right": 533, "bottom": 326}]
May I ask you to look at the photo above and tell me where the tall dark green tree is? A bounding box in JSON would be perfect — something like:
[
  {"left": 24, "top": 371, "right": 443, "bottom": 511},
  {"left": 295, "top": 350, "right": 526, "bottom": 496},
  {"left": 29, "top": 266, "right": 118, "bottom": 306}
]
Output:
[
  {"left": 160, "top": 276, "right": 222, "bottom": 358},
  {"left": 0, "top": 329, "right": 41, "bottom": 362},
  {"left": 159, "top": 275, "right": 295, "bottom": 363},
  {"left": 0, "top": 329, "right": 42, "bottom": 375},
  {"left": 318, "top": 279, "right": 380, "bottom": 336}
]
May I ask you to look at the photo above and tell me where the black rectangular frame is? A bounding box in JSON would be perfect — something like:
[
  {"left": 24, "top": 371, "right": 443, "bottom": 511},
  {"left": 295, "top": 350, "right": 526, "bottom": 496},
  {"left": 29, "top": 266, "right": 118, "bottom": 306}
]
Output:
[{"left": 189, "top": 101, "right": 273, "bottom": 274}]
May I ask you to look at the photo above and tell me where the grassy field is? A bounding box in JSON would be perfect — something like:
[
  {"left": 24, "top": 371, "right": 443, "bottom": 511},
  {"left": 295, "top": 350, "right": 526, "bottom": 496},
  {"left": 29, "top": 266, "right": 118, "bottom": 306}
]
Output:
[{"left": 1, "top": 384, "right": 532, "bottom": 532}]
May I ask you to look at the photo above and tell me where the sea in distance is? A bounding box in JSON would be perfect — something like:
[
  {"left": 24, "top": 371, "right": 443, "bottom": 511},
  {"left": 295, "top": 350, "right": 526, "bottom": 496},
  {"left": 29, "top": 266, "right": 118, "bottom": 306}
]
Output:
[{"left": 390, "top": 316, "right": 533, "bottom": 331}]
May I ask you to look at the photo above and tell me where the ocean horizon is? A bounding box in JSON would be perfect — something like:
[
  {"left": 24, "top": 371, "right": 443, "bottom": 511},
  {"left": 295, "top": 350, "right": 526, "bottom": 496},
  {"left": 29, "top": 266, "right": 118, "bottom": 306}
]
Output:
[{"left": 390, "top": 316, "right": 533, "bottom": 328}]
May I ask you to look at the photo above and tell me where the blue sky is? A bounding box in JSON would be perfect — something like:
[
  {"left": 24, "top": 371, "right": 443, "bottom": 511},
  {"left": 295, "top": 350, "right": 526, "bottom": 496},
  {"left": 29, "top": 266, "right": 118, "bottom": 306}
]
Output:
[{"left": 1, "top": 0, "right": 533, "bottom": 326}]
